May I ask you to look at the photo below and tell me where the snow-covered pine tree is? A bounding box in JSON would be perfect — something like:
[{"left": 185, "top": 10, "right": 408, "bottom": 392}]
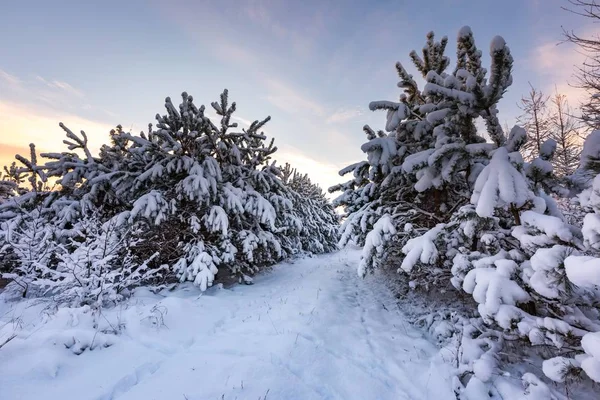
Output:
[
  {"left": 333, "top": 31, "right": 454, "bottom": 270},
  {"left": 333, "top": 27, "right": 515, "bottom": 276},
  {"left": 404, "top": 27, "right": 513, "bottom": 197},
  {"left": 541, "top": 169, "right": 600, "bottom": 385},
  {"left": 281, "top": 163, "right": 339, "bottom": 254},
  {"left": 94, "top": 90, "right": 305, "bottom": 288},
  {"left": 34, "top": 213, "right": 164, "bottom": 306},
  {"left": 329, "top": 128, "right": 390, "bottom": 249},
  {"left": 0, "top": 144, "right": 61, "bottom": 288},
  {"left": 0, "top": 162, "right": 28, "bottom": 203},
  {"left": 1, "top": 202, "right": 59, "bottom": 297}
]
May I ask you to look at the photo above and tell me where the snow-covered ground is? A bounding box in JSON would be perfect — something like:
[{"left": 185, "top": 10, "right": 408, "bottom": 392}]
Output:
[{"left": 0, "top": 248, "right": 459, "bottom": 400}]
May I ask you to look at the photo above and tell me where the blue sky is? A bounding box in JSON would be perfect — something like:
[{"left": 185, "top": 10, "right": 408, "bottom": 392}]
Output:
[{"left": 0, "top": 0, "right": 592, "bottom": 190}]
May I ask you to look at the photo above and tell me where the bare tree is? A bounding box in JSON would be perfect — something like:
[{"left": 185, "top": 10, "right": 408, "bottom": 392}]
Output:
[
  {"left": 517, "top": 83, "right": 551, "bottom": 161},
  {"left": 549, "top": 90, "right": 581, "bottom": 176},
  {"left": 563, "top": 0, "right": 600, "bottom": 128}
]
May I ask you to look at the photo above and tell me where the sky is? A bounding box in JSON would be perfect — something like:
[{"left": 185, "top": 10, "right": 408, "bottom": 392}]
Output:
[{"left": 0, "top": 0, "right": 594, "bottom": 192}]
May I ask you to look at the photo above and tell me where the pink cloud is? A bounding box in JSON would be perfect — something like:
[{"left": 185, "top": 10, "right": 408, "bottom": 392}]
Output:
[{"left": 529, "top": 40, "right": 588, "bottom": 103}]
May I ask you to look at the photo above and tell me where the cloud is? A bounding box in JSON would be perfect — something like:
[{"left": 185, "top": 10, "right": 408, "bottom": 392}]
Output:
[
  {"left": 211, "top": 40, "right": 264, "bottom": 66},
  {"left": 326, "top": 107, "right": 363, "bottom": 124},
  {"left": 263, "top": 78, "right": 324, "bottom": 116},
  {"left": 0, "top": 69, "right": 21, "bottom": 86},
  {"left": 153, "top": 1, "right": 269, "bottom": 68},
  {"left": 528, "top": 31, "right": 596, "bottom": 105},
  {"left": 244, "top": 0, "right": 288, "bottom": 38},
  {"left": 532, "top": 42, "right": 583, "bottom": 80},
  {"left": 242, "top": 0, "right": 317, "bottom": 57},
  {"left": 0, "top": 69, "right": 93, "bottom": 119},
  {"left": 35, "top": 76, "right": 84, "bottom": 98}
]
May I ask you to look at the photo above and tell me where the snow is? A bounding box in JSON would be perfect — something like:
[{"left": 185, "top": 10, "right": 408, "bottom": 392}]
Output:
[
  {"left": 582, "top": 332, "right": 600, "bottom": 359},
  {"left": 204, "top": 205, "right": 229, "bottom": 235},
  {"left": 582, "top": 356, "right": 600, "bottom": 383},
  {"left": 423, "top": 82, "right": 475, "bottom": 104},
  {"left": 463, "top": 259, "right": 530, "bottom": 318},
  {"left": 361, "top": 136, "right": 397, "bottom": 171},
  {"left": 579, "top": 174, "right": 600, "bottom": 210},
  {"left": 505, "top": 125, "right": 526, "bottom": 152},
  {"left": 529, "top": 245, "right": 570, "bottom": 299},
  {"left": 542, "top": 357, "right": 579, "bottom": 383},
  {"left": 519, "top": 211, "right": 574, "bottom": 243},
  {"left": 367, "top": 101, "right": 408, "bottom": 132},
  {"left": 129, "top": 190, "right": 171, "bottom": 225},
  {"left": 458, "top": 25, "right": 473, "bottom": 39},
  {"left": 582, "top": 212, "right": 600, "bottom": 250},
  {"left": 0, "top": 249, "right": 457, "bottom": 400},
  {"left": 490, "top": 35, "right": 506, "bottom": 52},
  {"left": 463, "top": 377, "right": 488, "bottom": 399},
  {"left": 400, "top": 224, "right": 445, "bottom": 273},
  {"left": 359, "top": 215, "right": 396, "bottom": 277},
  {"left": 426, "top": 108, "right": 449, "bottom": 124},
  {"left": 565, "top": 255, "right": 600, "bottom": 288},
  {"left": 529, "top": 157, "right": 553, "bottom": 175},
  {"left": 582, "top": 332, "right": 600, "bottom": 383},
  {"left": 540, "top": 139, "right": 557, "bottom": 160},
  {"left": 473, "top": 353, "right": 495, "bottom": 382},
  {"left": 174, "top": 244, "right": 218, "bottom": 291},
  {"left": 402, "top": 149, "right": 435, "bottom": 173},
  {"left": 521, "top": 373, "right": 554, "bottom": 399},
  {"left": 471, "top": 147, "right": 532, "bottom": 217},
  {"left": 580, "top": 130, "right": 600, "bottom": 168}
]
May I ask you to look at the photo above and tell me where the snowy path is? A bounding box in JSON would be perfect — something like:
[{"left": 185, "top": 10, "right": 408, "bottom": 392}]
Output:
[{"left": 0, "top": 249, "right": 455, "bottom": 400}]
